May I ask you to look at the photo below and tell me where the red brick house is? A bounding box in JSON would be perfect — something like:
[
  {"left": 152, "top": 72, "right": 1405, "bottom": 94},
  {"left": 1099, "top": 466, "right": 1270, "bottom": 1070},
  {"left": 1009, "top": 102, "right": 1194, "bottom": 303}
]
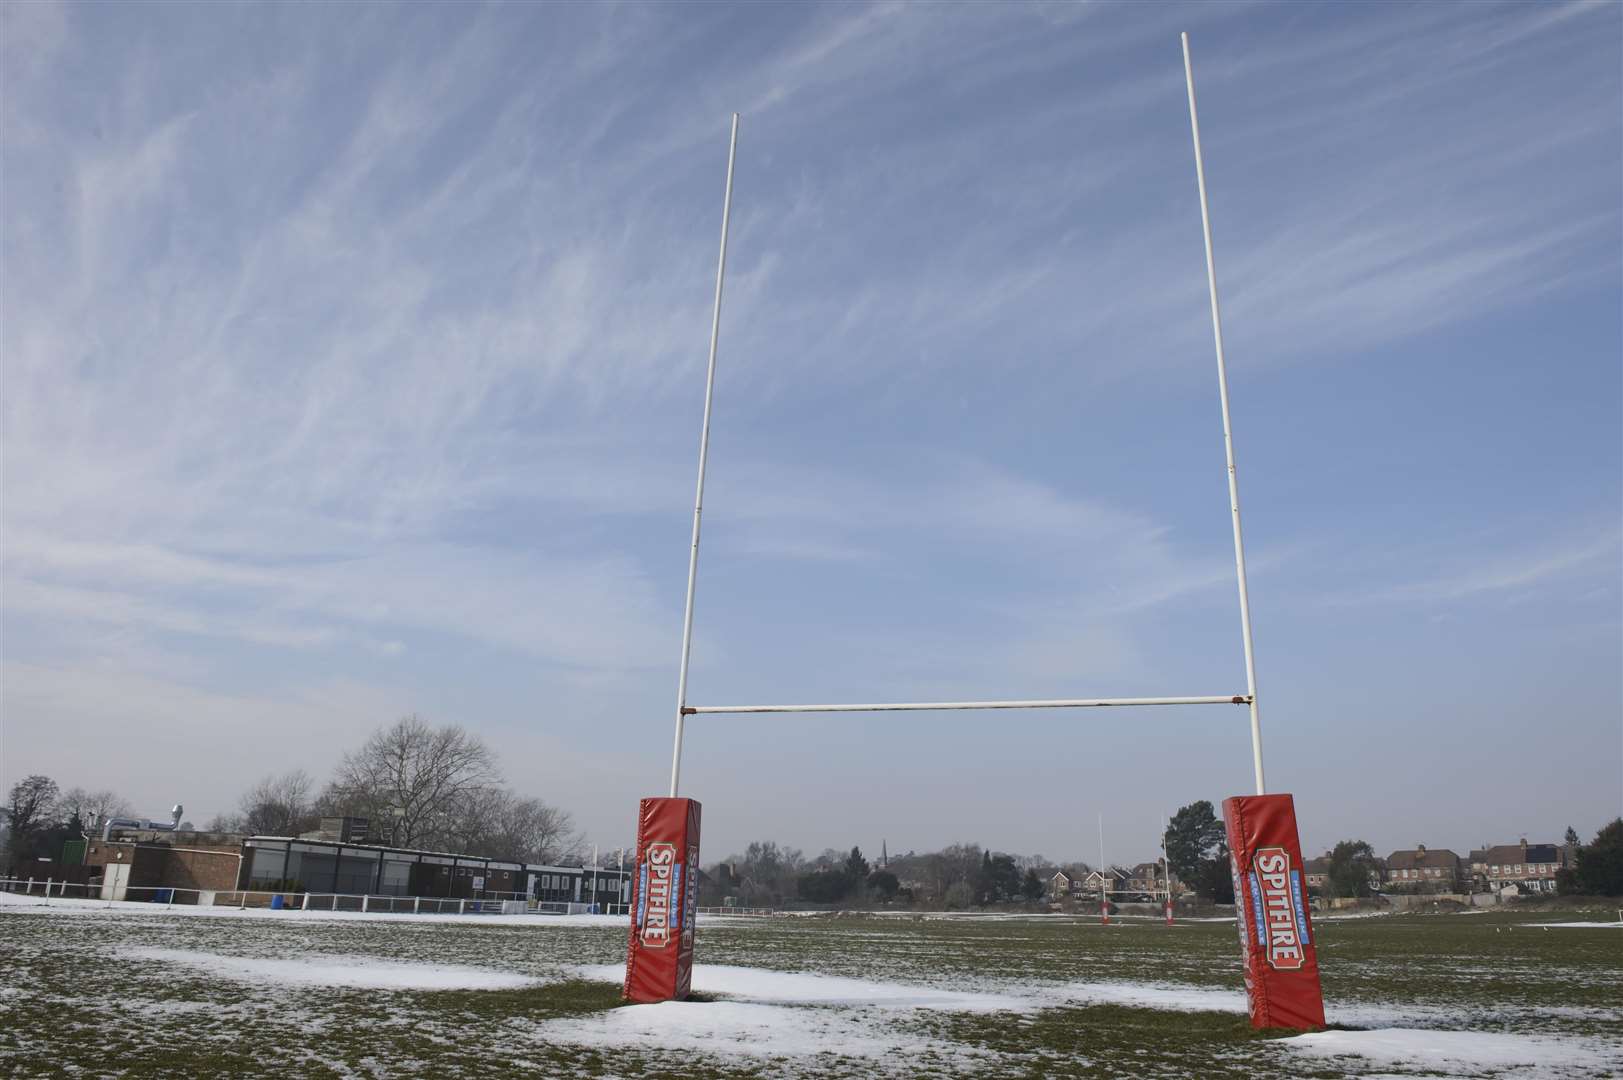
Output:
[
  {"left": 1482, "top": 840, "right": 1561, "bottom": 894},
  {"left": 1383, "top": 845, "right": 1462, "bottom": 892}
]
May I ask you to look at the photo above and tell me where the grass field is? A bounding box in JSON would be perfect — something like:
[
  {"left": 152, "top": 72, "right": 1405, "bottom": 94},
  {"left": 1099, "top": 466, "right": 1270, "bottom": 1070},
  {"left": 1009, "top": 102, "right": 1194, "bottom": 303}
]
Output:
[{"left": 2, "top": 894, "right": 1618, "bottom": 1078}]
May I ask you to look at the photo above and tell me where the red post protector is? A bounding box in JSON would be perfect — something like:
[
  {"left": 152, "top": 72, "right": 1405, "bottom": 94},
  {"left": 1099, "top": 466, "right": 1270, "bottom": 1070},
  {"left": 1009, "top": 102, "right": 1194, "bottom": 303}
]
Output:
[
  {"left": 1222, "top": 793, "right": 1326, "bottom": 1030},
  {"left": 623, "top": 797, "right": 702, "bottom": 1004}
]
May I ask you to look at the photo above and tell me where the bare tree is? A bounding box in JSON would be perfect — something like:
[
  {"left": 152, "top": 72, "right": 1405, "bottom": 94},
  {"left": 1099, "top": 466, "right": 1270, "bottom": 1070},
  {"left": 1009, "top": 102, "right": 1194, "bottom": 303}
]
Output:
[
  {"left": 329, "top": 715, "right": 501, "bottom": 849},
  {"left": 441, "top": 784, "right": 511, "bottom": 856},
  {"left": 4, "top": 775, "right": 60, "bottom": 868},
  {"left": 57, "top": 787, "right": 135, "bottom": 828},
  {"left": 442, "top": 787, "right": 584, "bottom": 864},
  {"left": 237, "top": 770, "right": 317, "bottom": 836},
  {"left": 205, "top": 812, "right": 245, "bottom": 833},
  {"left": 499, "top": 795, "right": 585, "bottom": 865},
  {"left": 5, "top": 775, "right": 59, "bottom": 839},
  {"left": 719, "top": 841, "right": 805, "bottom": 906}
]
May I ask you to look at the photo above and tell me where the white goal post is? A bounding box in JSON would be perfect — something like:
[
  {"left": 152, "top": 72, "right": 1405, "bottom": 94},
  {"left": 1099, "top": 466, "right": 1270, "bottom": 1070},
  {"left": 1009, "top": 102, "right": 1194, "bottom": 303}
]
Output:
[{"left": 667, "top": 34, "right": 1268, "bottom": 799}]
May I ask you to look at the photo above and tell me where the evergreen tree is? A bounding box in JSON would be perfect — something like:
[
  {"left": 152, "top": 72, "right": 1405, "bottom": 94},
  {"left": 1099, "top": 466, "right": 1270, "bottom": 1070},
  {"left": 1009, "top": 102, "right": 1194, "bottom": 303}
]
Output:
[
  {"left": 1196, "top": 850, "right": 1235, "bottom": 903},
  {"left": 986, "top": 854, "right": 1021, "bottom": 902},
  {"left": 797, "top": 868, "right": 854, "bottom": 903},
  {"left": 1327, "top": 840, "right": 1380, "bottom": 898},
  {"left": 1166, "top": 801, "right": 1225, "bottom": 884},
  {"left": 1021, "top": 867, "right": 1044, "bottom": 901},
  {"left": 867, "top": 870, "right": 900, "bottom": 902},
  {"left": 844, "top": 846, "right": 870, "bottom": 880},
  {"left": 1573, "top": 819, "right": 1623, "bottom": 896}
]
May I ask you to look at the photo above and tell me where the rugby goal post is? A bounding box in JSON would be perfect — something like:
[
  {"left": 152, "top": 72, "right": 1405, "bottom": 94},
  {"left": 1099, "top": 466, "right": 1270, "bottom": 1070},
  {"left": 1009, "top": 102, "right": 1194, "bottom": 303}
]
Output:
[{"left": 624, "top": 37, "right": 1325, "bottom": 1030}]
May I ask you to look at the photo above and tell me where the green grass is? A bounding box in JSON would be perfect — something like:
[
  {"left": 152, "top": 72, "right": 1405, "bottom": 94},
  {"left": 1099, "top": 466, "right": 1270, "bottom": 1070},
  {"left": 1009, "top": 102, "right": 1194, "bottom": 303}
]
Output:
[{"left": 1, "top": 904, "right": 1618, "bottom": 1077}]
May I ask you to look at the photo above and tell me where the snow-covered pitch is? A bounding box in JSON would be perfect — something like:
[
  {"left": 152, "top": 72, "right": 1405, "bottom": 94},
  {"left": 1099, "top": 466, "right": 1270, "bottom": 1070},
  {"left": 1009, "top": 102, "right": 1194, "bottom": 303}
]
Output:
[{"left": 2, "top": 891, "right": 1619, "bottom": 1078}]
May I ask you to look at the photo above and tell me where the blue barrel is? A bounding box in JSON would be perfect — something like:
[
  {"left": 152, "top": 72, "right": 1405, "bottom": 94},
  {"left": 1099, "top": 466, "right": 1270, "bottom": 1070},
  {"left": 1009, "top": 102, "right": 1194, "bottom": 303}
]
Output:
[{"left": 270, "top": 894, "right": 285, "bottom": 910}]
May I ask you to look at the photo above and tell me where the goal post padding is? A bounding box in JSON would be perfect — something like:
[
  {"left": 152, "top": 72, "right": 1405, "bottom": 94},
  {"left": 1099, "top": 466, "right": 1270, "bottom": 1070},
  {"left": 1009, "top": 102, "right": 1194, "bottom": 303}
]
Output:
[
  {"left": 623, "top": 797, "right": 702, "bottom": 1003},
  {"left": 1223, "top": 793, "right": 1326, "bottom": 1030}
]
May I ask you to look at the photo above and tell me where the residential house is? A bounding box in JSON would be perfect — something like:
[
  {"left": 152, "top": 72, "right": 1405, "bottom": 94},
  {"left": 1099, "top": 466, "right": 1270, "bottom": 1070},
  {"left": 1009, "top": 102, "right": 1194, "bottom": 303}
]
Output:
[
  {"left": 1304, "top": 852, "right": 1384, "bottom": 896},
  {"left": 1383, "top": 845, "right": 1462, "bottom": 893},
  {"left": 1482, "top": 840, "right": 1562, "bottom": 894},
  {"left": 1048, "top": 867, "right": 1091, "bottom": 900},
  {"left": 1304, "top": 853, "right": 1332, "bottom": 893},
  {"left": 1082, "top": 866, "right": 1132, "bottom": 897},
  {"left": 1125, "top": 862, "right": 1172, "bottom": 898}
]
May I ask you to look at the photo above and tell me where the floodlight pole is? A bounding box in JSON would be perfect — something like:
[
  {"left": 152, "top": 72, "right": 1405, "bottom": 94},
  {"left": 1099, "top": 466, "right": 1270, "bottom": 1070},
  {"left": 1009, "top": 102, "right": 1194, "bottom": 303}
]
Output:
[
  {"left": 670, "top": 113, "right": 740, "bottom": 798},
  {"left": 1182, "top": 34, "right": 1266, "bottom": 797}
]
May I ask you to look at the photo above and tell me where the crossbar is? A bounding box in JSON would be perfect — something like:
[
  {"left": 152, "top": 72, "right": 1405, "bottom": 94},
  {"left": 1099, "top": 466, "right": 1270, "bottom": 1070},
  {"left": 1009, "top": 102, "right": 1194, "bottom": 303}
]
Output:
[{"left": 684, "top": 695, "right": 1249, "bottom": 715}]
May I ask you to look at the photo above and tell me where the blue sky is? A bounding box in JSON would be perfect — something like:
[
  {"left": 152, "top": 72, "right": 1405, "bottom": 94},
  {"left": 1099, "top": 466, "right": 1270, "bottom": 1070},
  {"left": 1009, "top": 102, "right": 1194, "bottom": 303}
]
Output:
[{"left": 3, "top": 0, "right": 1618, "bottom": 866}]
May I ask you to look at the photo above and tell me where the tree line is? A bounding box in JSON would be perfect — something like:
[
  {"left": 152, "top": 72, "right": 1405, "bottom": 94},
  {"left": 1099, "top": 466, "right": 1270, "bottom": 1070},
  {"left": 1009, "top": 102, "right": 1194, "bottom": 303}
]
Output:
[
  {"left": 710, "top": 841, "right": 1059, "bottom": 909},
  {"left": 3, "top": 715, "right": 586, "bottom": 872},
  {"left": 705, "top": 804, "right": 1623, "bottom": 909},
  {"left": 2, "top": 777, "right": 139, "bottom": 871}
]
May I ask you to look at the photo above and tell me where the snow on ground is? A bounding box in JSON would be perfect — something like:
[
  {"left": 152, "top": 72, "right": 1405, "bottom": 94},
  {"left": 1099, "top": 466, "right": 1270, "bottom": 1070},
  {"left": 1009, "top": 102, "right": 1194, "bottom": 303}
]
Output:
[
  {"left": 529, "top": 998, "right": 982, "bottom": 1064},
  {"left": 1277, "top": 1027, "right": 1623, "bottom": 1076},
  {"left": 536, "top": 964, "right": 1024, "bottom": 1066},
  {"left": 0, "top": 889, "right": 630, "bottom": 929},
  {"left": 9, "top": 890, "right": 1621, "bottom": 1076},
  {"left": 580, "top": 963, "right": 1029, "bottom": 1012},
  {"left": 1535, "top": 921, "right": 1622, "bottom": 928},
  {"left": 547, "top": 963, "right": 1621, "bottom": 1074},
  {"left": 125, "top": 947, "right": 543, "bottom": 991}
]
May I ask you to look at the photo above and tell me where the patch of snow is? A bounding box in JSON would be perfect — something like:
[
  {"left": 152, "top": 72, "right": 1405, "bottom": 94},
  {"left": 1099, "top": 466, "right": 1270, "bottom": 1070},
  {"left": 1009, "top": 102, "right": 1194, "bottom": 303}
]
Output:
[
  {"left": 531, "top": 999, "right": 958, "bottom": 1063},
  {"left": 537, "top": 965, "right": 1015, "bottom": 1069},
  {"left": 1277, "top": 1028, "right": 1623, "bottom": 1078},
  {"left": 1533, "top": 921, "right": 1622, "bottom": 929},
  {"left": 126, "top": 947, "right": 543, "bottom": 991},
  {"left": 574, "top": 963, "right": 1030, "bottom": 1012}
]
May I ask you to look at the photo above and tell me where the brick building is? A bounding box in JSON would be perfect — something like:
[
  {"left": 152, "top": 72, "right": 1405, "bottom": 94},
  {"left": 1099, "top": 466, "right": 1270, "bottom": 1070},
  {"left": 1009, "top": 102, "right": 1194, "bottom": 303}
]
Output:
[
  {"left": 1383, "top": 845, "right": 1462, "bottom": 892},
  {"left": 78, "top": 826, "right": 630, "bottom": 908},
  {"left": 1481, "top": 840, "right": 1562, "bottom": 894},
  {"left": 84, "top": 829, "right": 243, "bottom": 899},
  {"left": 1304, "top": 854, "right": 1331, "bottom": 893}
]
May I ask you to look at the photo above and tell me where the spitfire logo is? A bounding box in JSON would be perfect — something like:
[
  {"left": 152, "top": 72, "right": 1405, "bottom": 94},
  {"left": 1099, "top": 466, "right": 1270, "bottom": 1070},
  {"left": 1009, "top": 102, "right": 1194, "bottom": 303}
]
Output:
[
  {"left": 638, "top": 843, "right": 681, "bottom": 948},
  {"left": 1249, "top": 847, "right": 1309, "bottom": 970}
]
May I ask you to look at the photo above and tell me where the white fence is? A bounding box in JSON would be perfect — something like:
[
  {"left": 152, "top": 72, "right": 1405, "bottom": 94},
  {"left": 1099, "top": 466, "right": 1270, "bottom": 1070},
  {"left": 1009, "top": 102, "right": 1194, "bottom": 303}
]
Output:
[
  {"left": 696, "top": 905, "right": 774, "bottom": 916},
  {"left": 0, "top": 878, "right": 627, "bottom": 915}
]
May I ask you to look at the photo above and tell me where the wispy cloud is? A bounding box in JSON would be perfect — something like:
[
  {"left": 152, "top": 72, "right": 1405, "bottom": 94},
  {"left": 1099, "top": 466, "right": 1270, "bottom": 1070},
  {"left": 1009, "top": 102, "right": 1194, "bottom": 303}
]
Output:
[{"left": 1340, "top": 526, "right": 1623, "bottom": 608}]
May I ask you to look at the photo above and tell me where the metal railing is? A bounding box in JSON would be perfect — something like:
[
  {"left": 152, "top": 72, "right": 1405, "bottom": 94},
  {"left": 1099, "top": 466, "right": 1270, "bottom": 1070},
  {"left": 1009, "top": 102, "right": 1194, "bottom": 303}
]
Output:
[
  {"left": 696, "top": 905, "right": 774, "bottom": 916},
  {"left": 0, "top": 878, "right": 628, "bottom": 915}
]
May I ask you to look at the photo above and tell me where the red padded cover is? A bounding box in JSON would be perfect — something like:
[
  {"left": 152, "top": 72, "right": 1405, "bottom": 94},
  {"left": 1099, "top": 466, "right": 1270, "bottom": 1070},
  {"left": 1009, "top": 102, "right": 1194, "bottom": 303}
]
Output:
[
  {"left": 1222, "top": 793, "right": 1326, "bottom": 1030},
  {"left": 623, "top": 797, "right": 701, "bottom": 1003}
]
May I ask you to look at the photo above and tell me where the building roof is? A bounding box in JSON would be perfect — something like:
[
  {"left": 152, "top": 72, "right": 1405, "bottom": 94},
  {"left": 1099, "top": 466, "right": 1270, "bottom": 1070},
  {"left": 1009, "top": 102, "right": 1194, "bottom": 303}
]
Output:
[
  {"left": 1385, "top": 847, "right": 1460, "bottom": 872},
  {"left": 242, "top": 835, "right": 631, "bottom": 877},
  {"left": 1483, "top": 842, "right": 1560, "bottom": 866},
  {"left": 1085, "top": 867, "right": 1132, "bottom": 883}
]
